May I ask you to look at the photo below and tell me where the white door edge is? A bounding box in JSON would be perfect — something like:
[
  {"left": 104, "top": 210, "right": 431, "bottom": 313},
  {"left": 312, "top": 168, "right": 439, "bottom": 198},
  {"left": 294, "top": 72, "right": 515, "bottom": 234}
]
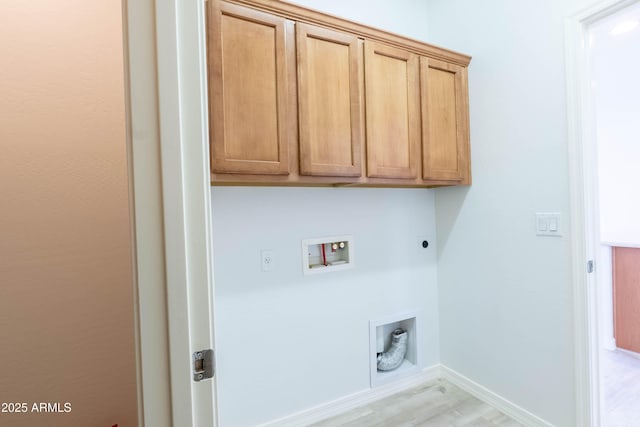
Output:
[
  {"left": 565, "top": 10, "right": 598, "bottom": 427},
  {"left": 565, "top": 1, "right": 639, "bottom": 426},
  {"left": 123, "top": 0, "right": 173, "bottom": 425},
  {"left": 125, "top": 0, "right": 217, "bottom": 426},
  {"left": 155, "top": 0, "right": 218, "bottom": 425}
]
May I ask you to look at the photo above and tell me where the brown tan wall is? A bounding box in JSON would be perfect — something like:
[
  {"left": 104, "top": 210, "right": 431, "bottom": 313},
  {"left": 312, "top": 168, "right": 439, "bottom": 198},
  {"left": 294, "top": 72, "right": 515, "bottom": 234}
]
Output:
[{"left": 0, "top": 1, "right": 138, "bottom": 426}]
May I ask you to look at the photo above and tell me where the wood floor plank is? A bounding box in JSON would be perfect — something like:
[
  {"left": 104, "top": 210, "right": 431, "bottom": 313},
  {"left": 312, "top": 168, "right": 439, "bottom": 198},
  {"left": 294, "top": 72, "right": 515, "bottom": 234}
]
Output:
[
  {"left": 310, "top": 379, "right": 523, "bottom": 427},
  {"left": 602, "top": 349, "right": 640, "bottom": 427}
]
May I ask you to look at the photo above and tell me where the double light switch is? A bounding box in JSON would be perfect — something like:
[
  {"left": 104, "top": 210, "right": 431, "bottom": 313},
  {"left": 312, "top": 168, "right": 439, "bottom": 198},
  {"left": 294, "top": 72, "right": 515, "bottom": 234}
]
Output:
[{"left": 536, "top": 212, "right": 562, "bottom": 237}]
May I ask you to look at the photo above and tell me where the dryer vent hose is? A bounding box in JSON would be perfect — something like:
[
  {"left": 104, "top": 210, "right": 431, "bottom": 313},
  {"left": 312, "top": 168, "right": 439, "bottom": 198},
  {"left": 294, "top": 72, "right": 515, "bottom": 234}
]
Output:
[{"left": 376, "top": 328, "right": 408, "bottom": 371}]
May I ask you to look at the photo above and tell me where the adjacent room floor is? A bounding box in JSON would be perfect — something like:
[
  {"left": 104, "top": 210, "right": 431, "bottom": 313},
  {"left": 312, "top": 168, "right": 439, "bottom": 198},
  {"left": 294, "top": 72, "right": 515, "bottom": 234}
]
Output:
[
  {"left": 602, "top": 349, "right": 640, "bottom": 427},
  {"left": 310, "top": 379, "right": 523, "bottom": 427}
]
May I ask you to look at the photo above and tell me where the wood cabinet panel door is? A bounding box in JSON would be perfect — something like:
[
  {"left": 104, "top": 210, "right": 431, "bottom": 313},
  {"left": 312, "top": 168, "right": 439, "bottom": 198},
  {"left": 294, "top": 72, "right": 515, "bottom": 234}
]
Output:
[
  {"left": 208, "top": 2, "right": 290, "bottom": 175},
  {"left": 420, "top": 57, "right": 469, "bottom": 182},
  {"left": 613, "top": 247, "right": 640, "bottom": 353},
  {"left": 364, "top": 41, "right": 420, "bottom": 179},
  {"left": 297, "top": 23, "right": 362, "bottom": 177}
]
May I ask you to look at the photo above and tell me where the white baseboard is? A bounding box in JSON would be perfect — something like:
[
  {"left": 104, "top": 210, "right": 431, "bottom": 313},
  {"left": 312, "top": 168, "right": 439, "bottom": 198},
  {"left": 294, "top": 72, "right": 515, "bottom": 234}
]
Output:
[
  {"left": 604, "top": 337, "right": 616, "bottom": 351},
  {"left": 440, "top": 365, "right": 553, "bottom": 427},
  {"left": 257, "top": 365, "right": 441, "bottom": 427},
  {"left": 259, "top": 364, "right": 554, "bottom": 427},
  {"left": 617, "top": 347, "right": 640, "bottom": 360}
]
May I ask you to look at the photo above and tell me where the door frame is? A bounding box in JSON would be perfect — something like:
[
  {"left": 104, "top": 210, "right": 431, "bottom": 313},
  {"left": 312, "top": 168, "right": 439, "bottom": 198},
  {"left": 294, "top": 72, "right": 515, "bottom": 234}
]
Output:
[
  {"left": 124, "top": 0, "right": 217, "bottom": 426},
  {"left": 565, "top": 1, "right": 639, "bottom": 425}
]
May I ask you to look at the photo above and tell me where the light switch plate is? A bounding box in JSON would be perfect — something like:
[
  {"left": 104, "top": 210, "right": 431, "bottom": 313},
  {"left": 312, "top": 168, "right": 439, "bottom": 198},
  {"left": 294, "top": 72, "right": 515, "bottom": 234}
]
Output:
[{"left": 536, "top": 212, "right": 562, "bottom": 237}]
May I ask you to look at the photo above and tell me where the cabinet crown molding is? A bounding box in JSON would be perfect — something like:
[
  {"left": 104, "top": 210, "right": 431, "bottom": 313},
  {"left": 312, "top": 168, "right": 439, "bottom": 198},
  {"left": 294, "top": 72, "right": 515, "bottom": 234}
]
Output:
[{"left": 220, "top": 0, "right": 471, "bottom": 67}]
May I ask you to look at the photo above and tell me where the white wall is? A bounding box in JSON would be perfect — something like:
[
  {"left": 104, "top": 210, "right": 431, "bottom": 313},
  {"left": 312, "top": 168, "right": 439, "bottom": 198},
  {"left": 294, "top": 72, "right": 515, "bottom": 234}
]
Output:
[
  {"left": 211, "top": 188, "right": 438, "bottom": 426},
  {"left": 211, "top": 2, "right": 435, "bottom": 425},
  {"left": 591, "top": 2, "right": 640, "bottom": 245},
  {"left": 285, "top": 0, "right": 429, "bottom": 41},
  {"left": 427, "top": 0, "right": 597, "bottom": 425}
]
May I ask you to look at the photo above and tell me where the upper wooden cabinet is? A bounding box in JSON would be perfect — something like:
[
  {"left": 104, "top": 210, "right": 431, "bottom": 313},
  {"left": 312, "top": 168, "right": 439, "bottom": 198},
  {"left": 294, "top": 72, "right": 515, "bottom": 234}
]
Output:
[
  {"left": 296, "top": 24, "right": 363, "bottom": 177},
  {"left": 207, "top": 0, "right": 472, "bottom": 187},
  {"left": 364, "top": 41, "right": 421, "bottom": 179},
  {"left": 208, "top": 2, "right": 290, "bottom": 175},
  {"left": 421, "top": 57, "right": 470, "bottom": 183}
]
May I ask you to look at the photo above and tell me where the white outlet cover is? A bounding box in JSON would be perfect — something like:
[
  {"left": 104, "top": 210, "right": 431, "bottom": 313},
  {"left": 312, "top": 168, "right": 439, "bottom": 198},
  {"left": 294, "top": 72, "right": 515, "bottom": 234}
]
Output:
[{"left": 261, "top": 250, "right": 275, "bottom": 272}]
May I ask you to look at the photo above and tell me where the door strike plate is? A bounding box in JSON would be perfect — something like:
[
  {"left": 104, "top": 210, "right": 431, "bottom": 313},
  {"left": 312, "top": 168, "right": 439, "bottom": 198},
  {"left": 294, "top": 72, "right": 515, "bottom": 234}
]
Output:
[{"left": 193, "top": 349, "right": 214, "bottom": 382}]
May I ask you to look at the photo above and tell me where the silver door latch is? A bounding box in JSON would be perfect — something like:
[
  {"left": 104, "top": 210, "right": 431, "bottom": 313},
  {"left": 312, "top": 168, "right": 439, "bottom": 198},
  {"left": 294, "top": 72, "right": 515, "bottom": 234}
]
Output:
[{"left": 193, "top": 349, "right": 214, "bottom": 382}]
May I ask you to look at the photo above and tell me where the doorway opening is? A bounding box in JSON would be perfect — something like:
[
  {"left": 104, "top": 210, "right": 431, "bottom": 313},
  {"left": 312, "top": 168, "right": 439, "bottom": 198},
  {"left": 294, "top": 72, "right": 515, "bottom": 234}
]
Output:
[
  {"left": 567, "top": 1, "right": 640, "bottom": 426},
  {"left": 589, "top": 3, "right": 640, "bottom": 426}
]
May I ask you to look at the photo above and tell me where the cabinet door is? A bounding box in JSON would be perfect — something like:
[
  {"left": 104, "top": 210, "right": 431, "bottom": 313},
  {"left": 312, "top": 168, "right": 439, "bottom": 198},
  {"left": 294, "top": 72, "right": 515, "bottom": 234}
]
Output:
[
  {"left": 297, "top": 24, "right": 362, "bottom": 177},
  {"left": 208, "top": 2, "right": 290, "bottom": 175},
  {"left": 420, "top": 57, "right": 469, "bottom": 182},
  {"left": 364, "top": 41, "right": 420, "bottom": 179}
]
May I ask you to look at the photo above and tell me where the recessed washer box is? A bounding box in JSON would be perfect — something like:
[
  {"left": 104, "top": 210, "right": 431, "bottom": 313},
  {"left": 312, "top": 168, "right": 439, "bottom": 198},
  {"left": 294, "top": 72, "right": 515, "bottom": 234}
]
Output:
[
  {"left": 369, "top": 310, "right": 420, "bottom": 387},
  {"left": 302, "top": 235, "right": 353, "bottom": 275}
]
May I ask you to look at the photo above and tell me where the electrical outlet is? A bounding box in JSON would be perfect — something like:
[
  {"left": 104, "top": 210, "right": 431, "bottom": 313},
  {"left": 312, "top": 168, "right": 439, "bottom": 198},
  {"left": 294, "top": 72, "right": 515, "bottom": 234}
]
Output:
[
  {"left": 418, "top": 236, "right": 431, "bottom": 249},
  {"left": 261, "top": 250, "right": 275, "bottom": 272}
]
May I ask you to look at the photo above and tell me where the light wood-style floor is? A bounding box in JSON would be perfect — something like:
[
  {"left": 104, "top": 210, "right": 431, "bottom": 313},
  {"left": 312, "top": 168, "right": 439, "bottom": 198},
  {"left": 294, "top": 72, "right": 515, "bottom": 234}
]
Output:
[
  {"left": 602, "top": 349, "right": 640, "bottom": 427},
  {"left": 310, "top": 379, "right": 524, "bottom": 427}
]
